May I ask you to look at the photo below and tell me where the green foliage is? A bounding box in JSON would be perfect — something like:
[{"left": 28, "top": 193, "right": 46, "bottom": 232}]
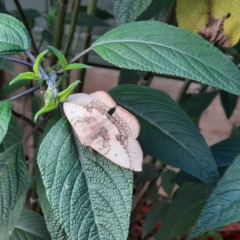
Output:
[
  {"left": 220, "top": 90, "right": 238, "bottom": 119},
  {"left": 0, "top": 100, "right": 12, "bottom": 144},
  {"left": 109, "top": 85, "right": 219, "bottom": 184},
  {"left": 37, "top": 119, "right": 133, "bottom": 239},
  {"left": 9, "top": 72, "right": 39, "bottom": 85},
  {"left": 0, "top": 13, "right": 30, "bottom": 54},
  {"left": 188, "top": 154, "right": 240, "bottom": 239},
  {"left": 93, "top": 21, "right": 240, "bottom": 95}
]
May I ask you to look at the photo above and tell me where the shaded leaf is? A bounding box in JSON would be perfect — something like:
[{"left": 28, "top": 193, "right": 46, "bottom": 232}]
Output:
[
  {"left": 109, "top": 85, "right": 219, "bottom": 184},
  {"left": 142, "top": 202, "right": 169, "bottom": 238},
  {"left": 9, "top": 209, "right": 51, "bottom": 240},
  {"left": 0, "top": 100, "right": 11, "bottom": 144},
  {"left": 11, "top": 8, "right": 41, "bottom": 20},
  {"left": 79, "top": 6, "right": 114, "bottom": 20},
  {"left": 0, "top": 59, "right": 16, "bottom": 73},
  {"left": 161, "top": 169, "right": 176, "bottom": 196},
  {"left": 113, "top": 0, "right": 152, "bottom": 25},
  {"left": 171, "top": 170, "right": 204, "bottom": 184},
  {"left": 0, "top": 143, "right": 29, "bottom": 239},
  {"left": 138, "top": 0, "right": 175, "bottom": 22},
  {"left": 3, "top": 115, "right": 22, "bottom": 150},
  {"left": 41, "top": 29, "right": 54, "bottom": 45},
  {"left": 156, "top": 183, "right": 214, "bottom": 240},
  {"left": 66, "top": 12, "right": 109, "bottom": 27},
  {"left": 135, "top": 163, "right": 159, "bottom": 184},
  {"left": 38, "top": 118, "right": 133, "bottom": 240},
  {"left": 93, "top": 21, "right": 240, "bottom": 95},
  {"left": 188, "top": 154, "right": 240, "bottom": 239},
  {"left": 0, "top": 13, "right": 30, "bottom": 54},
  {"left": 220, "top": 90, "right": 238, "bottom": 119},
  {"left": 118, "top": 68, "right": 143, "bottom": 85}
]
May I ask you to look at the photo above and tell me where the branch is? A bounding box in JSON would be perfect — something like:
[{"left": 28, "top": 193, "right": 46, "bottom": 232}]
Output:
[
  {"left": 11, "top": 109, "right": 43, "bottom": 132},
  {"left": 70, "top": 47, "right": 92, "bottom": 64},
  {"left": 0, "top": 56, "right": 33, "bottom": 68},
  {"left": 9, "top": 85, "right": 40, "bottom": 101}
]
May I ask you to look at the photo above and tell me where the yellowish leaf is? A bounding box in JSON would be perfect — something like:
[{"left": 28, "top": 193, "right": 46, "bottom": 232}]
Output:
[
  {"left": 210, "top": 0, "right": 240, "bottom": 46},
  {"left": 176, "top": 0, "right": 208, "bottom": 33}
]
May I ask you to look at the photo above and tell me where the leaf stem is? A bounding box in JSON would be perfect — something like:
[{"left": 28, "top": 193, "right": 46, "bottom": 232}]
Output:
[
  {"left": 11, "top": 109, "right": 43, "bottom": 132},
  {"left": 64, "top": 0, "right": 82, "bottom": 57},
  {"left": 0, "top": 56, "right": 33, "bottom": 68},
  {"left": 13, "top": 0, "right": 39, "bottom": 55},
  {"left": 9, "top": 85, "right": 40, "bottom": 101},
  {"left": 69, "top": 46, "right": 93, "bottom": 64},
  {"left": 50, "top": 0, "right": 68, "bottom": 66}
]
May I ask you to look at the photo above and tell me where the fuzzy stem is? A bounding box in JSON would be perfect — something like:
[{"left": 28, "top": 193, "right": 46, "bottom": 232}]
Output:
[
  {"left": 64, "top": 0, "right": 82, "bottom": 57},
  {"left": 50, "top": 0, "right": 68, "bottom": 66},
  {"left": 69, "top": 46, "right": 92, "bottom": 64},
  {"left": 13, "top": 0, "right": 39, "bottom": 56}
]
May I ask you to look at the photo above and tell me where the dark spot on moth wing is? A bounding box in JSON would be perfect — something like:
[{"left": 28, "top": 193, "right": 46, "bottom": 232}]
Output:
[
  {"left": 90, "top": 91, "right": 116, "bottom": 109},
  {"left": 113, "top": 106, "right": 140, "bottom": 139},
  {"left": 107, "top": 107, "right": 116, "bottom": 116}
]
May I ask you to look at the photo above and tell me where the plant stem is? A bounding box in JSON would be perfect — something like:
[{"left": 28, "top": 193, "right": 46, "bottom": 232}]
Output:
[
  {"left": 13, "top": 0, "right": 39, "bottom": 56},
  {"left": 64, "top": 0, "right": 82, "bottom": 57},
  {"left": 176, "top": 79, "right": 192, "bottom": 104},
  {"left": 76, "top": 0, "right": 97, "bottom": 92},
  {"left": 69, "top": 46, "right": 92, "bottom": 63},
  {"left": 9, "top": 85, "right": 40, "bottom": 101},
  {"left": 50, "top": 0, "right": 68, "bottom": 66},
  {"left": 0, "top": 56, "right": 33, "bottom": 68},
  {"left": 11, "top": 109, "right": 43, "bottom": 132}
]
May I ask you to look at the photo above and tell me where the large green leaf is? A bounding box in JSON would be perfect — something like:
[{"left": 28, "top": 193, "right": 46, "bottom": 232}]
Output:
[
  {"left": 112, "top": 0, "right": 152, "bottom": 25},
  {"left": 137, "top": 0, "right": 175, "bottom": 22},
  {"left": 118, "top": 68, "right": 143, "bottom": 85},
  {"left": 109, "top": 85, "right": 219, "bottom": 184},
  {"left": 93, "top": 21, "right": 240, "bottom": 95},
  {"left": 156, "top": 183, "right": 214, "bottom": 240},
  {"left": 188, "top": 154, "right": 240, "bottom": 239},
  {"left": 0, "top": 100, "right": 11, "bottom": 144},
  {"left": 0, "top": 143, "right": 29, "bottom": 239},
  {"left": 65, "top": 12, "right": 109, "bottom": 27},
  {"left": 37, "top": 118, "right": 133, "bottom": 240},
  {"left": 3, "top": 115, "right": 22, "bottom": 150},
  {"left": 0, "top": 13, "right": 30, "bottom": 54},
  {"left": 211, "top": 134, "right": 240, "bottom": 168},
  {"left": 9, "top": 209, "right": 51, "bottom": 240}
]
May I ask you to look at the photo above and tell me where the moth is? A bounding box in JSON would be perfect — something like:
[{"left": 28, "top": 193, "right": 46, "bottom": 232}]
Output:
[{"left": 63, "top": 91, "right": 143, "bottom": 171}]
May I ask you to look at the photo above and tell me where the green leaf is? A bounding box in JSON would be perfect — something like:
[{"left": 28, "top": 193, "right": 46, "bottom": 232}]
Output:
[
  {"left": 10, "top": 8, "right": 41, "bottom": 20},
  {"left": 0, "top": 1, "right": 8, "bottom": 14},
  {"left": 171, "top": 170, "right": 204, "bottom": 184},
  {"left": 220, "top": 90, "right": 238, "bottom": 119},
  {"left": 65, "top": 12, "right": 109, "bottom": 27},
  {"left": 0, "top": 143, "right": 29, "bottom": 240},
  {"left": 156, "top": 184, "right": 214, "bottom": 240},
  {"left": 142, "top": 202, "right": 169, "bottom": 238},
  {"left": 33, "top": 49, "right": 49, "bottom": 76},
  {"left": 93, "top": 21, "right": 240, "bottom": 95},
  {"left": 41, "top": 29, "right": 54, "bottom": 45},
  {"left": 180, "top": 91, "right": 218, "bottom": 125},
  {"left": 135, "top": 163, "right": 159, "bottom": 184},
  {"left": 137, "top": 0, "right": 175, "bottom": 22},
  {"left": 112, "top": 0, "right": 152, "bottom": 25},
  {"left": 109, "top": 85, "right": 219, "bottom": 184},
  {"left": 0, "top": 100, "right": 11, "bottom": 144},
  {"left": 64, "top": 63, "right": 91, "bottom": 71},
  {"left": 57, "top": 80, "right": 81, "bottom": 102},
  {"left": 9, "top": 209, "right": 51, "bottom": 240},
  {"left": 37, "top": 118, "right": 133, "bottom": 240},
  {"left": 161, "top": 170, "right": 176, "bottom": 196},
  {"left": 118, "top": 68, "right": 143, "bottom": 85},
  {"left": 1, "top": 79, "right": 29, "bottom": 97},
  {"left": 9, "top": 72, "right": 39, "bottom": 85},
  {"left": 48, "top": 46, "right": 67, "bottom": 69},
  {"left": 206, "top": 231, "right": 224, "bottom": 240},
  {"left": 0, "top": 13, "right": 30, "bottom": 54},
  {"left": 36, "top": 166, "right": 68, "bottom": 240},
  {"left": 79, "top": 6, "right": 114, "bottom": 20},
  {"left": 211, "top": 134, "right": 240, "bottom": 168},
  {"left": 188, "top": 154, "right": 240, "bottom": 239},
  {"left": 3, "top": 115, "right": 22, "bottom": 150},
  {"left": 0, "top": 59, "right": 16, "bottom": 73}
]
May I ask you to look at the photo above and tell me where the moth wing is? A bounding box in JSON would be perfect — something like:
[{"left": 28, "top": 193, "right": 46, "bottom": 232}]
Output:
[
  {"left": 90, "top": 91, "right": 116, "bottom": 109},
  {"left": 90, "top": 120, "right": 143, "bottom": 171},
  {"left": 63, "top": 93, "right": 104, "bottom": 146},
  {"left": 113, "top": 106, "right": 140, "bottom": 139}
]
